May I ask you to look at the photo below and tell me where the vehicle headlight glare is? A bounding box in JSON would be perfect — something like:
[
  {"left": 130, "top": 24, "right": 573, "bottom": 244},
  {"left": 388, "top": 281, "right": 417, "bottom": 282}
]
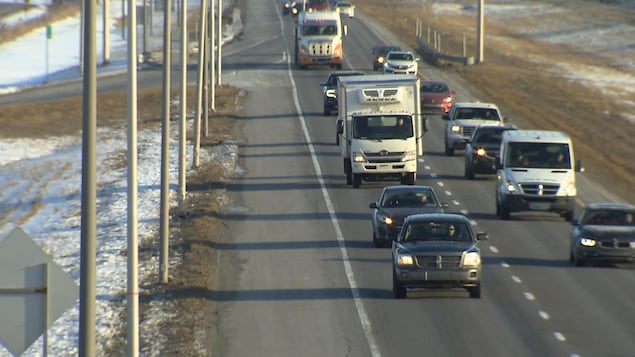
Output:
[
  {"left": 397, "top": 254, "right": 414, "bottom": 266},
  {"left": 504, "top": 180, "right": 516, "bottom": 193},
  {"left": 451, "top": 125, "right": 461, "bottom": 133},
  {"left": 477, "top": 148, "right": 486, "bottom": 157},
  {"left": 463, "top": 252, "right": 481, "bottom": 266},
  {"left": 352, "top": 152, "right": 365, "bottom": 163},
  {"left": 378, "top": 57, "right": 385, "bottom": 63},
  {"left": 402, "top": 151, "right": 416, "bottom": 162},
  {"left": 325, "top": 89, "right": 336, "bottom": 98},
  {"left": 378, "top": 214, "right": 393, "bottom": 225},
  {"left": 560, "top": 179, "right": 576, "bottom": 196},
  {"left": 580, "top": 238, "right": 596, "bottom": 247},
  {"left": 443, "top": 97, "right": 452, "bottom": 103}
]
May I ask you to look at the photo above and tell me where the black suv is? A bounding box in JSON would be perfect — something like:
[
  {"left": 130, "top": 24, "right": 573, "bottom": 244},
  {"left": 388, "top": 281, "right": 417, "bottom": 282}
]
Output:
[
  {"left": 464, "top": 125, "right": 516, "bottom": 180},
  {"left": 320, "top": 70, "right": 364, "bottom": 116},
  {"left": 372, "top": 45, "right": 401, "bottom": 71}
]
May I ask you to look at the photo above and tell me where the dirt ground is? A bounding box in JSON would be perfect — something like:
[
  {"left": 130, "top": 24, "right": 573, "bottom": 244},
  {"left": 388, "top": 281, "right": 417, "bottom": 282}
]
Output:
[{"left": 2, "top": 0, "right": 635, "bottom": 354}]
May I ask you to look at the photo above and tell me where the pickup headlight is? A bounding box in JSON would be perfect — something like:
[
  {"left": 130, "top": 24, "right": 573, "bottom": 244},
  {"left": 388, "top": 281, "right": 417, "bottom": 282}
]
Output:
[
  {"left": 451, "top": 125, "right": 461, "bottom": 133},
  {"left": 352, "top": 151, "right": 366, "bottom": 163},
  {"left": 476, "top": 148, "right": 487, "bottom": 157},
  {"left": 503, "top": 179, "right": 517, "bottom": 193},
  {"left": 463, "top": 252, "right": 481, "bottom": 266},
  {"left": 580, "top": 238, "right": 596, "bottom": 247},
  {"left": 325, "top": 89, "right": 336, "bottom": 99},
  {"left": 396, "top": 253, "right": 414, "bottom": 266},
  {"left": 559, "top": 179, "right": 577, "bottom": 196},
  {"left": 377, "top": 213, "right": 393, "bottom": 225},
  {"left": 401, "top": 151, "right": 416, "bottom": 162}
]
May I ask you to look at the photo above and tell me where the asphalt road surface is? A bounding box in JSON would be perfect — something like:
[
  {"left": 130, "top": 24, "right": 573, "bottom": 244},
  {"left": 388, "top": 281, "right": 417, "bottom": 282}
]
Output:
[{"left": 209, "top": 0, "right": 635, "bottom": 356}]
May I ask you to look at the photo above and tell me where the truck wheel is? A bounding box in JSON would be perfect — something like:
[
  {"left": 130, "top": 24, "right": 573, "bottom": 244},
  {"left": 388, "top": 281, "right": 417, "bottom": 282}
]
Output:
[
  {"left": 465, "top": 164, "right": 474, "bottom": 180},
  {"left": 346, "top": 172, "right": 352, "bottom": 185},
  {"left": 562, "top": 210, "right": 574, "bottom": 221},
  {"left": 468, "top": 284, "right": 481, "bottom": 299},
  {"left": 393, "top": 270, "right": 407, "bottom": 299},
  {"left": 335, "top": 135, "right": 339, "bottom": 146},
  {"left": 500, "top": 204, "right": 511, "bottom": 220},
  {"left": 445, "top": 144, "right": 454, "bottom": 156},
  {"left": 352, "top": 174, "right": 362, "bottom": 188},
  {"left": 323, "top": 104, "right": 330, "bottom": 116},
  {"left": 372, "top": 231, "right": 382, "bottom": 248},
  {"left": 401, "top": 172, "right": 416, "bottom": 185}
]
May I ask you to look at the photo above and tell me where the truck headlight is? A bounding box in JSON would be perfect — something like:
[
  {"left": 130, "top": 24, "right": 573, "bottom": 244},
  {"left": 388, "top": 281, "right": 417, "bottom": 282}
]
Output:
[
  {"left": 559, "top": 179, "right": 577, "bottom": 196},
  {"left": 503, "top": 179, "right": 517, "bottom": 193},
  {"left": 397, "top": 253, "right": 414, "bottom": 266},
  {"left": 451, "top": 125, "right": 461, "bottom": 133},
  {"left": 333, "top": 43, "right": 343, "bottom": 57},
  {"left": 463, "top": 252, "right": 481, "bottom": 266},
  {"left": 580, "top": 238, "right": 596, "bottom": 247},
  {"left": 401, "top": 151, "right": 416, "bottom": 162},
  {"left": 352, "top": 152, "right": 366, "bottom": 163},
  {"left": 299, "top": 45, "right": 308, "bottom": 55},
  {"left": 325, "top": 89, "right": 336, "bottom": 99}
]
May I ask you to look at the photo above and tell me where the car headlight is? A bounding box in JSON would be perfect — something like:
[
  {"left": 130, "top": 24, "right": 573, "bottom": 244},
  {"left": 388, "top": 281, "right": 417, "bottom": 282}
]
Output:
[
  {"left": 580, "top": 238, "right": 596, "bottom": 247},
  {"left": 377, "top": 213, "right": 393, "bottom": 225},
  {"left": 377, "top": 57, "right": 385, "bottom": 64},
  {"left": 401, "top": 151, "right": 416, "bottom": 162},
  {"left": 503, "top": 179, "right": 517, "bottom": 193},
  {"left": 463, "top": 252, "right": 481, "bottom": 266},
  {"left": 325, "top": 89, "right": 336, "bottom": 99},
  {"left": 396, "top": 253, "right": 414, "bottom": 266},
  {"left": 451, "top": 125, "right": 461, "bottom": 133},
  {"left": 476, "top": 148, "right": 486, "bottom": 157},
  {"left": 352, "top": 151, "right": 366, "bottom": 163}
]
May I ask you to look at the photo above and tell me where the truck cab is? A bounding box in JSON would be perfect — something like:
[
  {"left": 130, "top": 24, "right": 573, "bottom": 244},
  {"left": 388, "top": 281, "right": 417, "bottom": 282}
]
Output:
[{"left": 294, "top": 11, "right": 346, "bottom": 69}]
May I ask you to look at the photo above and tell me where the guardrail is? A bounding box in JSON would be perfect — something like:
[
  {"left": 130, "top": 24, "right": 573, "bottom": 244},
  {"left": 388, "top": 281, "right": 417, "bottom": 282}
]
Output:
[{"left": 415, "top": 19, "right": 475, "bottom": 66}]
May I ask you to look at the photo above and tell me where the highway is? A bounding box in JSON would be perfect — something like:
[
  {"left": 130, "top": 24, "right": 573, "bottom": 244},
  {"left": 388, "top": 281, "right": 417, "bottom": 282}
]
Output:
[{"left": 210, "top": 0, "right": 635, "bottom": 356}]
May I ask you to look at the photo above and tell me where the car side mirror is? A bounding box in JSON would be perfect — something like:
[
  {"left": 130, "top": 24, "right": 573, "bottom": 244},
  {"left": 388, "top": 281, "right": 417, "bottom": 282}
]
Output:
[
  {"left": 320, "top": 81, "right": 326, "bottom": 86},
  {"left": 336, "top": 119, "right": 344, "bottom": 134},
  {"left": 440, "top": 202, "right": 449, "bottom": 209},
  {"left": 476, "top": 232, "right": 488, "bottom": 241},
  {"left": 369, "top": 202, "right": 378, "bottom": 209}
]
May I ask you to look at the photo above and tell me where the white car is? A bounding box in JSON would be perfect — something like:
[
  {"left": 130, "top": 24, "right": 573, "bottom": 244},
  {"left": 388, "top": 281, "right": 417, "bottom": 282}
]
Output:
[
  {"left": 442, "top": 102, "right": 507, "bottom": 156},
  {"left": 335, "top": 1, "right": 355, "bottom": 17},
  {"left": 383, "top": 51, "right": 418, "bottom": 75}
]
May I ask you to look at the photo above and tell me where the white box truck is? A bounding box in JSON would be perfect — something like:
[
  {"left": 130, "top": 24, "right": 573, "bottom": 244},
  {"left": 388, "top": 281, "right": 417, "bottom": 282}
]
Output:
[
  {"left": 495, "top": 130, "right": 584, "bottom": 221},
  {"left": 294, "top": 11, "right": 346, "bottom": 69},
  {"left": 336, "top": 74, "right": 424, "bottom": 188}
]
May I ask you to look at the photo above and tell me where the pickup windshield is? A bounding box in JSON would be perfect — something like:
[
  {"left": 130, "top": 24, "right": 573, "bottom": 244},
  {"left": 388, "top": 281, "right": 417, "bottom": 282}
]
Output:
[
  {"left": 506, "top": 142, "right": 571, "bottom": 169},
  {"left": 353, "top": 115, "right": 413, "bottom": 140}
]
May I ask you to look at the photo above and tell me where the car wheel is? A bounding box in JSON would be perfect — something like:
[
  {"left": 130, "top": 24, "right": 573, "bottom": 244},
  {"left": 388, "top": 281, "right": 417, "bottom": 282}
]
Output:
[
  {"left": 573, "top": 251, "right": 586, "bottom": 267},
  {"left": 392, "top": 270, "right": 407, "bottom": 299},
  {"left": 500, "top": 203, "right": 511, "bottom": 220},
  {"left": 495, "top": 197, "right": 501, "bottom": 217},
  {"left": 468, "top": 284, "right": 481, "bottom": 299},
  {"left": 562, "top": 210, "right": 574, "bottom": 221},
  {"left": 335, "top": 135, "right": 339, "bottom": 146},
  {"left": 346, "top": 172, "right": 352, "bottom": 185},
  {"left": 323, "top": 104, "right": 330, "bottom": 116},
  {"left": 465, "top": 164, "right": 474, "bottom": 180},
  {"left": 445, "top": 143, "right": 454, "bottom": 156},
  {"left": 352, "top": 174, "right": 362, "bottom": 188}
]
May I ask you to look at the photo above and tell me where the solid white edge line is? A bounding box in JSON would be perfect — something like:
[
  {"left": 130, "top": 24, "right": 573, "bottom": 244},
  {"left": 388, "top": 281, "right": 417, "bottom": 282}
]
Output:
[{"left": 286, "top": 53, "right": 382, "bottom": 357}]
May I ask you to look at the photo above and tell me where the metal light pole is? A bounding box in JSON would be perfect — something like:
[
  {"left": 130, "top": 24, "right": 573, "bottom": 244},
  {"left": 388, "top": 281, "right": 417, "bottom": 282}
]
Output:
[
  {"left": 103, "top": 0, "right": 110, "bottom": 64},
  {"left": 178, "top": 0, "right": 187, "bottom": 212},
  {"left": 193, "top": 0, "right": 208, "bottom": 169},
  {"left": 79, "top": 0, "right": 97, "bottom": 353},
  {"left": 476, "top": 0, "right": 484, "bottom": 63},
  {"left": 216, "top": 0, "right": 222, "bottom": 86},
  {"left": 159, "top": 0, "right": 172, "bottom": 284}
]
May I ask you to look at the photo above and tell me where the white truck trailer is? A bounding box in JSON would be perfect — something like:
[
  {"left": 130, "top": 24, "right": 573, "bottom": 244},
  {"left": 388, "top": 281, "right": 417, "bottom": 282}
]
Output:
[{"left": 336, "top": 74, "right": 424, "bottom": 188}]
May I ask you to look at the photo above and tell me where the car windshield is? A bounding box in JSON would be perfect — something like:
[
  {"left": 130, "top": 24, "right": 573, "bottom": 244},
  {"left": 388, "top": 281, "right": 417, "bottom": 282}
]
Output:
[
  {"left": 381, "top": 191, "right": 437, "bottom": 208},
  {"left": 454, "top": 108, "right": 500, "bottom": 121},
  {"left": 579, "top": 210, "right": 635, "bottom": 226},
  {"left": 421, "top": 83, "right": 449, "bottom": 93},
  {"left": 353, "top": 115, "right": 413, "bottom": 140},
  {"left": 402, "top": 221, "right": 471, "bottom": 243},
  {"left": 388, "top": 53, "right": 413, "bottom": 61},
  {"left": 505, "top": 142, "right": 571, "bottom": 169},
  {"left": 472, "top": 129, "right": 505, "bottom": 144}
]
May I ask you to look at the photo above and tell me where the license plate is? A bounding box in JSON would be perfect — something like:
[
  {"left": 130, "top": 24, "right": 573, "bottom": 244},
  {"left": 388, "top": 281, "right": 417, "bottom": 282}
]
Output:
[{"left": 529, "top": 202, "right": 551, "bottom": 210}]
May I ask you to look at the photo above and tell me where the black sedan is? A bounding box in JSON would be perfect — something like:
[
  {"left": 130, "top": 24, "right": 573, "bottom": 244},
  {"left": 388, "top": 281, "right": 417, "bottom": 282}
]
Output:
[
  {"left": 569, "top": 203, "right": 635, "bottom": 266},
  {"left": 369, "top": 185, "right": 446, "bottom": 248},
  {"left": 464, "top": 125, "right": 516, "bottom": 180},
  {"left": 320, "top": 70, "right": 364, "bottom": 116},
  {"left": 391, "top": 213, "right": 488, "bottom": 299}
]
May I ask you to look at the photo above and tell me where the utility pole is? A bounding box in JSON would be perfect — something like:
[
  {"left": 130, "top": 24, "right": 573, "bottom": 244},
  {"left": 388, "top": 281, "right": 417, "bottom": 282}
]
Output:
[
  {"left": 159, "top": 0, "right": 172, "bottom": 284},
  {"left": 193, "top": 0, "right": 208, "bottom": 169},
  {"left": 178, "top": 0, "right": 187, "bottom": 212}
]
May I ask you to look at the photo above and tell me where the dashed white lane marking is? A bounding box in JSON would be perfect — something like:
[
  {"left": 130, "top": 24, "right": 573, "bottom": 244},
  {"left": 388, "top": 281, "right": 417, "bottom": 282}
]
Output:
[
  {"left": 512, "top": 275, "right": 522, "bottom": 283},
  {"left": 490, "top": 246, "right": 500, "bottom": 254},
  {"left": 539, "top": 311, "right": 550, "bottom": 320},
  {"left": 554, "top": 332, "right": 566, "bottom": 342},
  {"left": 424, "top": 165, "right": 431, "bottom": 170},
  {"left": 437, "top": 181, "right": 444, "bottom": 187},
  {"left": 430, "top": 173, "right": 438, "bottom": 178},
  {"left": 445, "top": 190, "right": 452, "bottom": 196},
  {"left": 500, "top": 261, "right": 509, "bottom": 267},
  {"left": 524, "top": 292, "right": 536, "bottom": 301}
]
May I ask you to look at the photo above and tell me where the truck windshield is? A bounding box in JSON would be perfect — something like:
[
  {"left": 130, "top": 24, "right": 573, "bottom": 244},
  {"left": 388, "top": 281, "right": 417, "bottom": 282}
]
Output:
[
  {"left": 302, "top": 23, "right": 338, "bottom": 36},
  {"left": 506, "top": 142, "right": 571, "bottom": 169},
  {"left": 353, "top": 115, "right": 413, "bottom": 140}
]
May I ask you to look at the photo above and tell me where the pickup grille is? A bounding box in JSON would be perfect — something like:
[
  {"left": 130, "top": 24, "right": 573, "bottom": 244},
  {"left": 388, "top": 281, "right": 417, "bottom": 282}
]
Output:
[
  {"left": 519, "top": 183, "right": 560, "bottom": 195},
  {"left": 416, "top": 255, "right": 462, "bottom": 269},
  {"left": 309, "top": 42, "right": 332, "bottom": 56},
  {"left": 461, "top": 126, "right": 476, "bottom": 138}
]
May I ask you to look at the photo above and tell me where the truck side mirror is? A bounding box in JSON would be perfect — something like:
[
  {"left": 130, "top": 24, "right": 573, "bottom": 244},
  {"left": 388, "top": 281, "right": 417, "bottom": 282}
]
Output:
[
  {"left": 494, "top": 156, "right": 502, "bottom": 170},
  {"left": 343, "top": 25, "right": 348, "bottom": 36},
  {"left": 575, "top": 159, "right": 585, "bottom": 172},
  {"left": 336, "top": 119, "right": 344, "bottom": 134}
]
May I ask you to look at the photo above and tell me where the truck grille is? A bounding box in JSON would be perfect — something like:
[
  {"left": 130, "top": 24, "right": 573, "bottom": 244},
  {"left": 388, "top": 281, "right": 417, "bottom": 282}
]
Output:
[
  {"left": 519, "top": 183, "right": 560, "bottom": 195},
  {"left": 309, "top": 42, "right": 332, "bottom": 56},
  {"left": 365, "top": 151, "right": 404, "bottom": 163},
  {"left": 461, "top": 126, "right": 476, "bottom": 138},
  {"left": 416, "top": 255, "right": 462, "bottom": 269}
]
